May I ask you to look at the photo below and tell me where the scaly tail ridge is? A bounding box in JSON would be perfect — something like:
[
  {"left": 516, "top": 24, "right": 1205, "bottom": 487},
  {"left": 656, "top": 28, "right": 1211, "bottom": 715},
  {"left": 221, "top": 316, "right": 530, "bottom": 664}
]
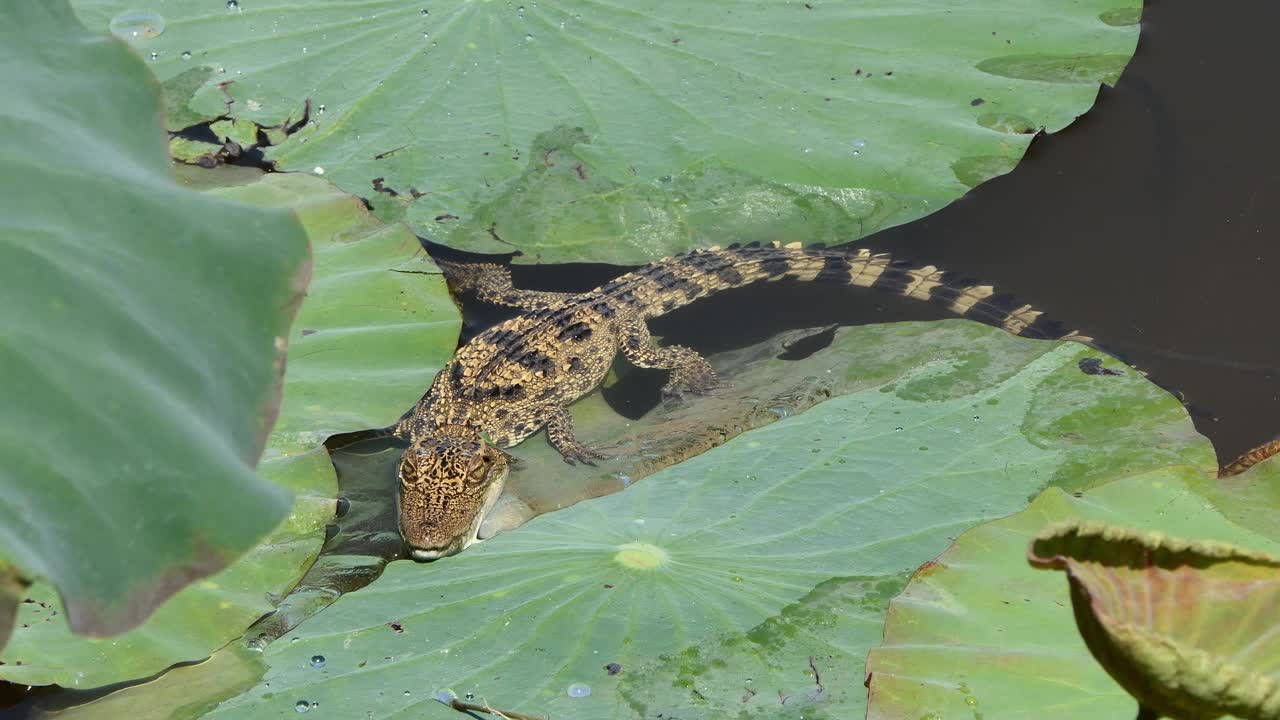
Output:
[{"left": 604, "top": 242, "right": 1090, "bottom": 344}]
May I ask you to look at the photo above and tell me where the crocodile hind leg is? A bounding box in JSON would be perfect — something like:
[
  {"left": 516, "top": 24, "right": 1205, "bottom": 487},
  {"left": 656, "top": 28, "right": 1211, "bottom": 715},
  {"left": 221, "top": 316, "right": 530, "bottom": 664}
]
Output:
[{"left": 617, "top": 314, "right": 719, "bottom": 399}]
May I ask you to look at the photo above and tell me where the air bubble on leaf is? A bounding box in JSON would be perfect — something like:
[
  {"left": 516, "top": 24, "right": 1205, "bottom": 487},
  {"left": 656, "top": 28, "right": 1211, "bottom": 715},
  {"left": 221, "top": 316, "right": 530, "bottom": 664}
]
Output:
[
  {"left": 567, "top": 683, "right": 592, "bottom": 698},
  {"left": 148, "top": 52, "right": 159, "bottom": 61},
  {"left": 180, "top": 50, "right": 192, "bottom": 60},
  {"left": 310, "top": 655, "right": 325, "bottom": 668},
  {"left": 420, "top": 8, "right": 429, "bottom": 15},
  {"left": 524, "top": 33, "right": 534, "bottom": 41},
  {"left": 313, "top": 167, "right": 325, "bottom": 175},
  {"left": 464, "top": 692, "right": 475, "bottom": 700},
  {"left": 317, "top": 104, "right": 326, "bottom": 114},
  {"left": 226, "top": 0, "right": 240, "bottom": 11},
  {"left": 108, "top": 10, "right": 166, "bottom": 40},
  {"left": 294, "top": 700, "right": 310, "bottom": 713}
]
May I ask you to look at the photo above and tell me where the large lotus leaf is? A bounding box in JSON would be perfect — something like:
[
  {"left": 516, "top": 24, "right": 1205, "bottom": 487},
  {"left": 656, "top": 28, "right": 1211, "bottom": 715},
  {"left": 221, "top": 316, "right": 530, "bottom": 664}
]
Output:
[
  {"left": 220, "top": 321, "right": 1209, "bottom": 654},
  {"left": 0, "top": 173, "right": 461, "bottom": 688},
  {"left": 26, "top": 645, "right": 269, "bottom": 720},
  {"left": 72, "top": 0, "right": 1140, "bottom": 262},
  {"left": 1029, "top": 520, "right": 1280, "bottom": 720},
  {"left": 184, "top": 324, "right": 1209, "bottom": 720},
  {"left": 0, "top": 449, "right": 331, "bottom": 689},
  {"left": 864, "top": 459, "right": 1280, "bottom": 720},
  {"left": 0, "top": 2, "right": 311, "bottom": 641}
]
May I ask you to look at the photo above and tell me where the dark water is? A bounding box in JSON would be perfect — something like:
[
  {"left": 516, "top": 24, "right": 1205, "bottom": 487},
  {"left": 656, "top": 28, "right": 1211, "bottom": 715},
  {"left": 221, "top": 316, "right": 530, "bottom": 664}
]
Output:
[{"left": 5, "top": 0, "right": 1277, "bottom": 715}]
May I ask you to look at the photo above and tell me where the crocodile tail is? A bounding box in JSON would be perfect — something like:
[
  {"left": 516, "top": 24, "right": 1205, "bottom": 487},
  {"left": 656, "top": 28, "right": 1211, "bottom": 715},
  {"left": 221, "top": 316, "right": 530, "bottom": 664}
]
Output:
[{"left": 617, "top": 242, "right": 1090, "bottom": 343}]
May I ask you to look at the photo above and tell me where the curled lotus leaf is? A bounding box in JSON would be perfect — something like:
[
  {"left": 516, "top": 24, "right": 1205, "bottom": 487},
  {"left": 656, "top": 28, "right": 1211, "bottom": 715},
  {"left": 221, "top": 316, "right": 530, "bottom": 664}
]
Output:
[{"left": 1029, "top": 521, "right": 1280, "bottom": 720}]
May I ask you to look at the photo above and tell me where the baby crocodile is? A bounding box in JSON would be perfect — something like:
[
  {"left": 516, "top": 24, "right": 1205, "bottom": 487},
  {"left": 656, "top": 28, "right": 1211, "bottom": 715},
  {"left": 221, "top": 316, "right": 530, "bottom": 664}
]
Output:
[{"left": 392, "top": 243, "right": 1084, "bottom": 559}]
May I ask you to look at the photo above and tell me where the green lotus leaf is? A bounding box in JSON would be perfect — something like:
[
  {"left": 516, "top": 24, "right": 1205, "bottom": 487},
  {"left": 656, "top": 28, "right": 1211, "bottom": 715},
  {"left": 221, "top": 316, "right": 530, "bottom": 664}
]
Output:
[
  {"left": 0, "top": 173, "right": 461, "bottom": 688},
  {"left": 0, "top": 2, "right": 311, "bottom": 642},
  {"left": 228, "top": 319, "right": 1209, "bottom": 655},
  {"left": 865, "top": 458, "right": 1280, "bottom": 720},
  {"left": 26, "top": 645, "right": 269, "bottom": 720},
  {"left": 170, "top": 322, "right": 1206, "bottom": 720},
  {"left": 72, "top": 0, "right": 1139, "bottom": 262},
  {"left": 1029, "top": 520, "right": 1280, "bottom": 720}
]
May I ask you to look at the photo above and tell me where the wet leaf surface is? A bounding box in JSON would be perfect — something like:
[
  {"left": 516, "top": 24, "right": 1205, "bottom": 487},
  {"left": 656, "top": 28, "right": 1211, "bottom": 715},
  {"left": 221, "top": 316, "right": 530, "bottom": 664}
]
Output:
[
  {"left": 182, "top": 322, "right": 1205, "bottom": 720},
  {"left": 72, "top": 0, "right": 1140, "bottom": 262}
]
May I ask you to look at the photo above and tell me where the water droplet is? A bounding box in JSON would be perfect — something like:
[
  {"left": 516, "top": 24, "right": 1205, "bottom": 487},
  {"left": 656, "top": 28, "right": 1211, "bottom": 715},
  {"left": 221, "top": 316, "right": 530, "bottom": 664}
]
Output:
[
  {"left": 422, "top": 31, "right": 430, "bottom": 39},
  {"left": 403, "top": 690, "right": 412, "bottom": 696},
  {"left": 803, "top": 147, "right": 813, "bottom": 153},
  {"left": 464, "top": 692, "right": 475, "bottom": 700},
  {"left": 310, "top": 655, "right": 326, "bottom": 668},
  {"left": 148, "top": 51, "right": 159, "bottom": 61},
  {"left": 302, "top": 46, "right": 308, "bottom": 53},
  {"left": 567, "top": 683, "right": 591, "bottom": 698},
  {"left": 294, "top": 700, "right": 310, "bottom": 713},
  {"left": 317, "top": 104, "right": 326, "bottom": 114},
  {"left": 312, "top": 167, "right": 325, "bottom": 175},
  {"left": 894, "top": 426, "right": 903, "bottom": 432},
  {"left": 524, "top": 33, "right": 534, "bottom": 41},
  {"left": 226, "top": 0, "right": 240, "bottom": 11},
  {"left": 516, "top": 5, "right": 526, "bottom": 16},
  {"left": 108, "top": 10, "right": 166, "bottom": 40},
  {"left": 420, "top": 8, "right": 429, "bottom": 15},
  {"left": 972, "top": 415, "right": 981, "bottom": 421}
]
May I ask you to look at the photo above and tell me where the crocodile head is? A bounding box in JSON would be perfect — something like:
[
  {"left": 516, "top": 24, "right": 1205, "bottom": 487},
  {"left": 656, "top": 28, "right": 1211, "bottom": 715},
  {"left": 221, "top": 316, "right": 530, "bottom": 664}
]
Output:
[{"left": 397, "top": 425, "right": 510, "bottom": 561}]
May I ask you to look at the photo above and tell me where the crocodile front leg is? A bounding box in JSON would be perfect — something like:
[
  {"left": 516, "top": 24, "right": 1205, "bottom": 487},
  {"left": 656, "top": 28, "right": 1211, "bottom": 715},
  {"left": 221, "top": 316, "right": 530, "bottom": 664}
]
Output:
[
  {"left": 617, "top": 314, "right": 719, "bottom": 399},
  {"left": 485, "top": 404, "right": 606, "bottom": 465},
  {"left": 544, "top": 406, "right": 607, "bottom": 466},
  {"left": 437, "top": 260, "right": 579, "bottom": 311}
]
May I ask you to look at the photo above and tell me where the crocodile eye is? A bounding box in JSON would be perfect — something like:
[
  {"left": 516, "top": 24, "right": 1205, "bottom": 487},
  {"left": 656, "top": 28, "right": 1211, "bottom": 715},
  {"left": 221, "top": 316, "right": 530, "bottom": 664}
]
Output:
[{"left": 466, "top": 465, "right": 490, "bottom": 485}]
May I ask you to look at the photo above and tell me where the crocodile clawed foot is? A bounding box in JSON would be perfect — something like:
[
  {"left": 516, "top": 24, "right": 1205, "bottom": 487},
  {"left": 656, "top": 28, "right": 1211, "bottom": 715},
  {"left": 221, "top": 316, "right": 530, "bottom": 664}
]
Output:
[
  {"left": 660, "top": 373, "right": 722, "bottom": 402},
  {"left": 560, "top": 444, "right": 609, "bottom": 467}
]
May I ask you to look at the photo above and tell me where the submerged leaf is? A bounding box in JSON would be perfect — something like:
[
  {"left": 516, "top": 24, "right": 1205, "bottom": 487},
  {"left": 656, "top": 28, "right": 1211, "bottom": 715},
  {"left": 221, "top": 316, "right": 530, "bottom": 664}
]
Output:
[{"left": 1029, "top": 521, "right": 1280, "bottom": 720}]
